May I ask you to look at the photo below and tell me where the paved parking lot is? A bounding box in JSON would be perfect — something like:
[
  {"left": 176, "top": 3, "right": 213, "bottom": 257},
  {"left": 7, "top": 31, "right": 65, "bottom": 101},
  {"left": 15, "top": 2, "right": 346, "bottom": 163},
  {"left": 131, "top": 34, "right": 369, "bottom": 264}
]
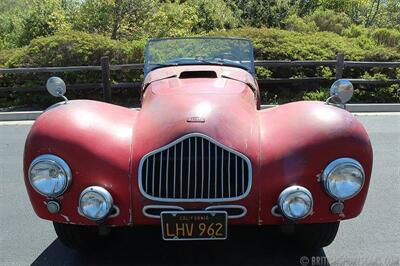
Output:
[{"left": 0, "top": 114, "right": 399, "bottom": 265}]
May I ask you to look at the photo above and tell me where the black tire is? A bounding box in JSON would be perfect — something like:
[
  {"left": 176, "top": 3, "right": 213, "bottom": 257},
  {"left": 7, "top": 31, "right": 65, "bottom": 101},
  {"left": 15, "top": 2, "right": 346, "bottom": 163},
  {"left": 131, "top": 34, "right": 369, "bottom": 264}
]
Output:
[
  {"left": 293, "top": 222, "right": 340, "bottom": 248},
  {"left": 53, "top": 222, "right": 109, "bottom": 251}
]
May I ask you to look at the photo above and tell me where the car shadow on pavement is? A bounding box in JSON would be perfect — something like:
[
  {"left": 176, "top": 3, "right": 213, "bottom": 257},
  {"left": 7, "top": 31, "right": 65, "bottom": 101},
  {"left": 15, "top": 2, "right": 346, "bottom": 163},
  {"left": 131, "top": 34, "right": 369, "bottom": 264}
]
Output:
[{"left": 31, "top": 226, "right": 328, "bottom": 266}]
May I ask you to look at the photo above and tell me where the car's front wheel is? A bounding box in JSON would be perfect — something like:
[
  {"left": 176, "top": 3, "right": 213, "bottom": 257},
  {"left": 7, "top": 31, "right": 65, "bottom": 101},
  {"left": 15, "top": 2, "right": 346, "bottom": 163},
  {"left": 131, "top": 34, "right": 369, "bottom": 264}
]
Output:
[
  {"left": 53, "top": 222, "right": 110, "bottom": 251},
  {"left": 292, "top": 222, "right": 340, "bottom": 248}
]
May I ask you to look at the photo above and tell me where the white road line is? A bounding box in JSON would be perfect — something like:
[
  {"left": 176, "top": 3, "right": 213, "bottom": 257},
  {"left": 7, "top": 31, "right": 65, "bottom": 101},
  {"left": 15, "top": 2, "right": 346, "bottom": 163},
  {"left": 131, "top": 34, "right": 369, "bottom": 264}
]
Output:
[
  {"left": 0, "top": 112, "right": 399, "bottom": 126},
  {"left": 353, "top": 112, "right": 400, "bottom": 116},
  {"left": 0, "top": 120, "right": 35, "bottom": 125}
]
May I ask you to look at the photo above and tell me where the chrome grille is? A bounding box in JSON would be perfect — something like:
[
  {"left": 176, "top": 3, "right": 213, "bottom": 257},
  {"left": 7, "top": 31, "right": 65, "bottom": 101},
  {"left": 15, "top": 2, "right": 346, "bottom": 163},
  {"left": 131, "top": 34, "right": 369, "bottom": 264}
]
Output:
[{"left": 138, "top": 133, "right": 252, "bottom": 202}]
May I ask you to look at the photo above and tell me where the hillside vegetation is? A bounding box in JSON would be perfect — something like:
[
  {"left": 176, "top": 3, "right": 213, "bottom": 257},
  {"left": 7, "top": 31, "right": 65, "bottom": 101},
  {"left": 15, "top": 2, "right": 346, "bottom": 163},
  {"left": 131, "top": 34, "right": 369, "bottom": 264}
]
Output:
[{"left": 0, "top": 0, "right": 399, "bottom": 109}]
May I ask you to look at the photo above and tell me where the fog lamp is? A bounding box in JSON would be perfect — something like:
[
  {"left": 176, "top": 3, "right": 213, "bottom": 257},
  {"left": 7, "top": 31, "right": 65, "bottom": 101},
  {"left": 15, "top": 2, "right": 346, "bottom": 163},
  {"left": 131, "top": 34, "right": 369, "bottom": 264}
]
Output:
[
  {"left": 278, "top": 186, "right": 313, "bottom": 220},
  {"left": 79, "top": 186, "right": 113, "bottom": 221}
]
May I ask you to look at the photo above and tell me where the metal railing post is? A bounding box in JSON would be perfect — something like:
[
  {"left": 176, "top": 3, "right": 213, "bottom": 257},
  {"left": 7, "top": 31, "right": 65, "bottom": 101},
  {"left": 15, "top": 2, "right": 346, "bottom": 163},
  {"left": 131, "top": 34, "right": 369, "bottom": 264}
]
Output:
[
  {"left": 335, "top": 53, "right": 345, "bottom": 80},
  {"left": 101, "top": 56, "right": 111, "bottom": 103}
]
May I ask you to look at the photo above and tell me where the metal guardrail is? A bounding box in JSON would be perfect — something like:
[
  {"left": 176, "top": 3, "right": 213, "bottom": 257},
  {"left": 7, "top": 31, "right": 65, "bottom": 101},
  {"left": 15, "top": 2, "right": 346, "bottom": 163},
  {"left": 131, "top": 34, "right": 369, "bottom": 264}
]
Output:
[{"left": 0, "top": 53, "right": 399, "bottom": 102}]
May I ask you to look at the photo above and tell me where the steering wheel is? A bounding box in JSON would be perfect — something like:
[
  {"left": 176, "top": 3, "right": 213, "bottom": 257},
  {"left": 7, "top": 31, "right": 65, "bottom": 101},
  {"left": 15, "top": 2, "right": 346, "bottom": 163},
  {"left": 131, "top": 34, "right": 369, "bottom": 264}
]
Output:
[{"left": 213, "top": 52, "right": 242, "bottom": 62}]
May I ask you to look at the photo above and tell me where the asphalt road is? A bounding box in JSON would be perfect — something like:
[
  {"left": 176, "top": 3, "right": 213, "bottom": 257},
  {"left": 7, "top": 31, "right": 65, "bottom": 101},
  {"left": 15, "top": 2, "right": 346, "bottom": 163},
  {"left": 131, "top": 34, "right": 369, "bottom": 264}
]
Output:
[{"left": 0, "top": 114, "right": 399, "bottom": 266}]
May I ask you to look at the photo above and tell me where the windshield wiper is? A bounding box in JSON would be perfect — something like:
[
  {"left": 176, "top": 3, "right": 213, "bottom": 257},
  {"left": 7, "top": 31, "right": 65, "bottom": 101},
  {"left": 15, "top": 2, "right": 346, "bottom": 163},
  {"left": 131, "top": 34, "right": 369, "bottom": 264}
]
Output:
[
  {"left": 221, "top": 74, "right": 257, "bottom": 93},
  {"left": 194, "top": 58, "right": 223, "bottom": 66}
]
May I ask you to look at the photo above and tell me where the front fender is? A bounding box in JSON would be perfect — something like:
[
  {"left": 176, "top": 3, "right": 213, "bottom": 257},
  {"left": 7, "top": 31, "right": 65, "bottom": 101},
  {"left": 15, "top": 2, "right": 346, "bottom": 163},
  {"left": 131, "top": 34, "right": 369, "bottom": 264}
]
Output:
[
  {"left": 258, "top": 101, "right": 373, "bottom": 224},
  {"left": 23, "top": 100, "right": 138, "bottom": 225}
]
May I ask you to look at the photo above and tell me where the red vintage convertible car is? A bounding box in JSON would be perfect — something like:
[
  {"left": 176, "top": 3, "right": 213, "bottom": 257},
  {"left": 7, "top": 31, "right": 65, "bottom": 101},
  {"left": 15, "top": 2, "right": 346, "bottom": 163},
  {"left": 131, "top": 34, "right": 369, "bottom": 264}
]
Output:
[{"left": 24, "top": 37, "right": 372, "bottom": 250}]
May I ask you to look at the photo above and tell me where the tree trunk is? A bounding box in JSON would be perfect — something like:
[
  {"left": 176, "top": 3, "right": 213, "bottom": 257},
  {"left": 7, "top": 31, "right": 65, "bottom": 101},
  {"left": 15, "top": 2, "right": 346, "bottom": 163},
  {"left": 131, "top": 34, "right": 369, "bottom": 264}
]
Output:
[{"left": 111, "top": 0, "right": 123, "bottom": 39}]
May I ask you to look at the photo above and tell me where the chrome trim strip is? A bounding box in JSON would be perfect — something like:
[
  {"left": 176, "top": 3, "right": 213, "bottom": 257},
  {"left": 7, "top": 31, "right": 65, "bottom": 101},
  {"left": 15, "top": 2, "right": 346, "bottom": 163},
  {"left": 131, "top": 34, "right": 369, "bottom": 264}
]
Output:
[
  {"left": 138, "top": 133, "right": 253, "bottom": 203},
  {"left": 271, "top": 205, "right": 282, "bottom": 217},
  {"left": 109, "top": 205, "right": 120, "bottom": 218},
  {"left": 143, "top": 205, "right": 184, "bottom": 219},
  {"left": 145, "top": 160, "right": 148, "bottom": 192},
  {"left": 142, "top": 205, "right": 247, "bottom": 219},
  {"left": 205, "top": 205, "right": 247, "bottom": 219},
  {"left": 241, "top": 160, "right": 245, "bottom": 192}
]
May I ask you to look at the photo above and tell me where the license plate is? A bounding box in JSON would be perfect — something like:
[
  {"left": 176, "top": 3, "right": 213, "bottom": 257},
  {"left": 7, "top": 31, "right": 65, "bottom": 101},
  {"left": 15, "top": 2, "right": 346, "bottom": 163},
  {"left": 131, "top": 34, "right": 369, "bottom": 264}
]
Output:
[{"left": 161, "top": 211, "right": 228, "bottom": 241}]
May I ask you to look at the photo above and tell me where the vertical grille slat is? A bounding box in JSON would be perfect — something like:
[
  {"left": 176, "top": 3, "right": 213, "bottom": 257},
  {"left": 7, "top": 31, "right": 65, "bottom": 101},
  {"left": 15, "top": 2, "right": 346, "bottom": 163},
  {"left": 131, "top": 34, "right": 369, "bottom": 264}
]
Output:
[
  {"left": 194, "top": 137, "right": 197, "bottom": 198},
  {"left": 207, "top": 141, "right": 211, "bottom": 198},
  {"left": 235, "top": 155, "right": 238, "bottom": 197},
  {"left": 152, "top": 154, "right": 155, "bottom": 196},
  {"left": 201, "top": 138, "right": 204, "bottom": 198},
  {"left": 242, "top": 160, "right": 245, "bottom": 193},
  {"left": 173, "top": 145, "right": 176, "bottom": 198},
  {"left": 214, "top": 144, "right": 217, "bottom": 198},
  {"left": 166, "top": 149, "right": 169, "bottom": 197},
  {"left": 187, "top": 138, "right": 191, "bottom": 199},
  {"left": 228, "top": 152, "right": 231, "bottom": 198},
  {"left": 139, "top": 134, "right": 251, "bottom": 201}
]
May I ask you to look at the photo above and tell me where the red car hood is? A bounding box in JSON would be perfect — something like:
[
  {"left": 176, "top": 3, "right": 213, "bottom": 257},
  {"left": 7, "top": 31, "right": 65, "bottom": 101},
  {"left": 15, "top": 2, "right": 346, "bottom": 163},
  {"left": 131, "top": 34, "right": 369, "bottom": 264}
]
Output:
[{"left": 135, "top": 77, "right": 259, "bottom": 159}]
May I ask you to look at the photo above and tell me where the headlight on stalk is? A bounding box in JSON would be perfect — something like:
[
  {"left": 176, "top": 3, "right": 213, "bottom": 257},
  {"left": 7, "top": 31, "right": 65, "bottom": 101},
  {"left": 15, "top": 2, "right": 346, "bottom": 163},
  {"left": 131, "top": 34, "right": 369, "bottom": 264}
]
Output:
[
  {"left": 79, "top": 186, "right": 113, "bottom": 221},
  {"left": 278, "top": 186, "right": 313, "bottom": 220},
  {"left": 321, "top": 158, "right": 365, "bottom": 201},
  {"left": 29, "top": 154, "right": 72, "bottom": 197}
]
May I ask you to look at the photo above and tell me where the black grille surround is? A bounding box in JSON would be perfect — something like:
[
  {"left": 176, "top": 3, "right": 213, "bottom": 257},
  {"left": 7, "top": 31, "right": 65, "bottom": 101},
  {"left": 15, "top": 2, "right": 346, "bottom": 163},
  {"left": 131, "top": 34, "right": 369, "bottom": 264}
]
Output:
[{"left": 138, "top": 133, "right": 252, "bottom": 202}]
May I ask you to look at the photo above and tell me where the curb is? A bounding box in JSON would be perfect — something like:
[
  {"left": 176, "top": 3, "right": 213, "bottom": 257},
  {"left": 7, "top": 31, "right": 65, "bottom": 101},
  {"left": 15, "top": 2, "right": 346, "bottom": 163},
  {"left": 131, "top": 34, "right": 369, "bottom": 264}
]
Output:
[{"left": 1, "top": 104, "right": 399, "bottom": 121}]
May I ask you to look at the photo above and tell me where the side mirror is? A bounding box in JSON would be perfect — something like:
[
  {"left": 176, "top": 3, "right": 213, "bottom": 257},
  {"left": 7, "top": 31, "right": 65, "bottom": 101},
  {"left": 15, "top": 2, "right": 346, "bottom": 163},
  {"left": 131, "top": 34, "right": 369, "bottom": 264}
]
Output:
[
  {"left": 46, "top": 77, "right": 66, "bottom": 97},
  {"left": 46, "top": 77, "right": 68, "bottom": 104},
  {"left": 329, "top": 79, "right": 354, "bottom": 104}
]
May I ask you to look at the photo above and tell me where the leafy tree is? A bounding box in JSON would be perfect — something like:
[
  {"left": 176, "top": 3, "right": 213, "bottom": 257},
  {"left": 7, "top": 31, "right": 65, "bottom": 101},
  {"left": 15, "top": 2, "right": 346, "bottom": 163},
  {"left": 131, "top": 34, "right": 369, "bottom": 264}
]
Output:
[
  {"left": 71, "top": 0, "right": 114, "bottom": 35},
  {"left": 142, "top": 2, "right": 199, "bottom": 38},
  {"left": 191, "top": 0, "right": 240, "bottom": 33},
  {"left": 306, "top": 9, "right": 352, "bottom": 34},
  {"left": 18, "top": 0, "right": 71, "bottom": 46},
  {"left": 283, "top": 14, "right": 317, "bottom": 32}
]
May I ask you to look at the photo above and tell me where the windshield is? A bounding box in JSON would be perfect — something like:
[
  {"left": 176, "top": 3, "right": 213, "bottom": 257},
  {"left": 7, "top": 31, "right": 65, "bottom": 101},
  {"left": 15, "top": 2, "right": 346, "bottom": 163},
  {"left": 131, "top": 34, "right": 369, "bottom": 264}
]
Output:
[{"left": 144, "top": 37, "right": 255, "bottom": 76}]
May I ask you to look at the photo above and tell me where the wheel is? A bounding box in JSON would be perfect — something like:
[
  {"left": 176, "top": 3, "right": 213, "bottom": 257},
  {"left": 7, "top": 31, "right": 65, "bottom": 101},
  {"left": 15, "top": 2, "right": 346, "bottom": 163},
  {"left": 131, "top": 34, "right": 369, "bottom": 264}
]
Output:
[
  {"left": 293, "top": 222, "right": 340, "bottom": 248},
  {"left": 53, "top": 222, "right": 109, "bottom": 251}
]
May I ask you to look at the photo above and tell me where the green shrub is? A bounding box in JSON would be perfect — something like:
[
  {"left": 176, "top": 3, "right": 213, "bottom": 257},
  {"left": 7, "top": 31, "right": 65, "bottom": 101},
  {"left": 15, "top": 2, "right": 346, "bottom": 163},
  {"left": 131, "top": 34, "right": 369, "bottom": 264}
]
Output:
[
  {"left": 370, "top": 28, "right": 400, "bottom": 48},
  {"left": 303, "top": 89, "right": 330, "bottom": 101},
  {"left": 283, "top": 14, "right": 317, "bottom": 33},
  {"left": 1, "top": 27, "right": 400, "bottom": 110},
  {"left": 3, "top": 31, "right": 144, "bottom": 68},
  {"left": 306, "top": 9, "right": 352, "bottom": 34}
]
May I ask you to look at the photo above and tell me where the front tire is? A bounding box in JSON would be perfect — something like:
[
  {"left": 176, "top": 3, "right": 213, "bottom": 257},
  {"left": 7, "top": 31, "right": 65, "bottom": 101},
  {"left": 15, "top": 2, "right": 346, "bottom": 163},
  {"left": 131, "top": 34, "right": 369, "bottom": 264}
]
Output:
[
  {"left": 293, "top": 222, "right": 340, "bottom": 248},
  {"left": 53, "top": 222, "right": 109, "bottom": 251}
]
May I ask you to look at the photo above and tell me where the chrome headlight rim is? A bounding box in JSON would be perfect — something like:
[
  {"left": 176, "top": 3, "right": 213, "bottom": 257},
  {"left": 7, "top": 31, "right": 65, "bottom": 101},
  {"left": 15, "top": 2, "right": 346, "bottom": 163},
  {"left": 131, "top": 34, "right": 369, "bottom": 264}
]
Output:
[
  {"left": 321, "top": 157, "right": 365, "bottom": 201},
  {"left": 28, "top": 154, "right": 72, "bottom": 197},
  {"left": 79, "top": 186, "right": 113, "bottom": 221},
  {"left": 278, "top": 185, "right": 313, "bottom": 220}
]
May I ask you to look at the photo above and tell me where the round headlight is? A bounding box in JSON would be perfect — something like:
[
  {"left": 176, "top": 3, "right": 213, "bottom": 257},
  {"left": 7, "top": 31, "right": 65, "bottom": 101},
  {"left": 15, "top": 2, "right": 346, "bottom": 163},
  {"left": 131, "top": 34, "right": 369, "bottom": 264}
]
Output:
[
  {"left": 278, "top": 186, "right": 313, "bottom": 220},
  {"left": 79, "top": 186, "right": 113, "bottom": 221},
  {"left": 29, "top": 154, "right": 72, "bottom": 197},
  {"left": 322, "top": 158, "right": 365, "bottom": 201}
]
